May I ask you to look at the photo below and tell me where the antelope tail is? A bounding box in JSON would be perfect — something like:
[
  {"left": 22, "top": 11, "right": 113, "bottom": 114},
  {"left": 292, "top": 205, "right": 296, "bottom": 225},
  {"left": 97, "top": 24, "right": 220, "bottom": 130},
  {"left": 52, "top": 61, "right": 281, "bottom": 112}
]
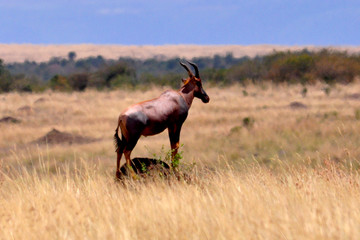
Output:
[{"left": 114, "top": 127, "right": 123, "bottom": 153}]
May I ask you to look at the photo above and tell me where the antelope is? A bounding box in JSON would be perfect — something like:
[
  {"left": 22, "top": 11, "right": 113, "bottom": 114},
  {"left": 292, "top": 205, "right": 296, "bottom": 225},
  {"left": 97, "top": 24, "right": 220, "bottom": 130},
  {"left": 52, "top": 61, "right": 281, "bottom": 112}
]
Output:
[{"left": 114, "top": 61, "right": 210, "bottom": 178}]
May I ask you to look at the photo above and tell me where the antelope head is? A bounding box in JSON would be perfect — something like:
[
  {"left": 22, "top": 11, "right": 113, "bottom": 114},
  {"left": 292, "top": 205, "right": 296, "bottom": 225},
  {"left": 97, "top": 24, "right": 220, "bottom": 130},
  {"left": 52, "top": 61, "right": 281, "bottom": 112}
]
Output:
[{"left": 180, "top": 61, "right": 210, "bottom": 103}]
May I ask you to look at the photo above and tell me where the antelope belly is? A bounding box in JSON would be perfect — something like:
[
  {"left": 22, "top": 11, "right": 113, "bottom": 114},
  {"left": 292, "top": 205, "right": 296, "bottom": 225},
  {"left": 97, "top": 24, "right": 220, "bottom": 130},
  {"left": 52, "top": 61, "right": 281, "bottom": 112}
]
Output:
[{"left": 141, "top": 120, "right": 167, "bottom": 136}]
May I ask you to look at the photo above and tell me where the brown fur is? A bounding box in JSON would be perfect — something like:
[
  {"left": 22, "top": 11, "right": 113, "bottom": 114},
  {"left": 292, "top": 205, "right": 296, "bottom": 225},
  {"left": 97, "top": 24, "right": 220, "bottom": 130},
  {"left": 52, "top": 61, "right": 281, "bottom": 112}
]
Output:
[{"left": 114, "top": 61, "right": 209, "bottom": 178}]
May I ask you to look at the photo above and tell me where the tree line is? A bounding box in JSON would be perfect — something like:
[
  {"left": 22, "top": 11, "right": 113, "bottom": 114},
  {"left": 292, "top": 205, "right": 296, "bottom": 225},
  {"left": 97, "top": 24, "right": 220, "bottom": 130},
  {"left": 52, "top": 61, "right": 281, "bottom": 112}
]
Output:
[{"left": 1, "top": 49, "right": 360, "bottom": 92}]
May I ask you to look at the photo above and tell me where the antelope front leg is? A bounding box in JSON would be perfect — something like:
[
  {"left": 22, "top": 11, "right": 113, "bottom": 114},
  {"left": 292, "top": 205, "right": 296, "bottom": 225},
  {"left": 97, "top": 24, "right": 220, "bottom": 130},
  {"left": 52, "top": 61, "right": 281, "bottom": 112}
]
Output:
[
  {"left": 168, "top": 126, "right": 181, "bottom": 169},
  {"left": 171, "top": 142, "right": 180, "bottom": 168}
]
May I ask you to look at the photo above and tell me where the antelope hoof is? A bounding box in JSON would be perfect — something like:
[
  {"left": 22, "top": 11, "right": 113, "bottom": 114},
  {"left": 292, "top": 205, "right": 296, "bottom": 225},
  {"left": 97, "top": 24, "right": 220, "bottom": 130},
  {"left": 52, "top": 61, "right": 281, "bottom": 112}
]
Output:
[{"left": 116, "top": 170, "right": 122, "bottom": 179}]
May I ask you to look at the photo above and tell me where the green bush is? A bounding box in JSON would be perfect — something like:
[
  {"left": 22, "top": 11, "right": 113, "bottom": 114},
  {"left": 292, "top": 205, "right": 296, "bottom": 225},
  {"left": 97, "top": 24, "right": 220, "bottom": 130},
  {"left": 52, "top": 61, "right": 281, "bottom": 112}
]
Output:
[
  {"left": 314, "top": 54, "right": 359, "bottom": 84},
  {"left": 109, "top": 75, "right": 136, "bottom": 88},
  {"left": 11, "top": 74, "right": 43, "bottom": 92},
  {"left": 267, "top": 53, "right": 315, "bottom": 83},
  {"left": 202, "top": 68, "right": 229, "bottom": 85},
  {"left": 50, "top": 75, "right": 71, "bottom": 91},
  {"left": 68, "top": 73, "right": 88, "bottom": 91},
  {"left": 243, "top": 117, "right": 255, "bottom": 128},
  {"left": 90, "top": 62, "right": 136, "bottom": 89},
  {"left": 3, "top": 49, "right": 360, "bottom": 91},
  {"left": 226, "top": 59, "right": 264, "bottom": 83},
  {"left": 0, "top": 59, "right": 13, "bottom": 92},
  {"left": 138, "top": 73, "right": 183, "bottom": 88}
]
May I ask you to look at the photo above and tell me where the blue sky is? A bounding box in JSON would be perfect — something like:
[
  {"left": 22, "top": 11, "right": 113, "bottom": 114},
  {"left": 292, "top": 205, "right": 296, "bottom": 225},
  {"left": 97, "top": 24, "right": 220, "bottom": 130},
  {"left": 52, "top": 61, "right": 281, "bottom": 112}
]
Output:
[{"left": 0, "top": 0, "right": 359, "bottom": 45}]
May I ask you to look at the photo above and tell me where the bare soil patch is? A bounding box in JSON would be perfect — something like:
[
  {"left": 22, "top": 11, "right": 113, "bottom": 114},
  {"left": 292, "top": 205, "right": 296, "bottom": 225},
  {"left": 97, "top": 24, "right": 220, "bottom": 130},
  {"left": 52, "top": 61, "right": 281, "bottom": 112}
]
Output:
[{"left": 0, "top": 116, "right": 21, "bottom": 123}]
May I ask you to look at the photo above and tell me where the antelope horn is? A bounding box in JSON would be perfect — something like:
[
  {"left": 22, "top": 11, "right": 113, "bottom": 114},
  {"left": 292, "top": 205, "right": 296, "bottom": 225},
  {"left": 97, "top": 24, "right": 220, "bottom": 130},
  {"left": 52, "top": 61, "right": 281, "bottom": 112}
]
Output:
[
  {"left": 186, "top": 60, "right": 200, "bottom": 78},
  {"left": 179, "top": 61, "right": 193, "bottom": 77}
]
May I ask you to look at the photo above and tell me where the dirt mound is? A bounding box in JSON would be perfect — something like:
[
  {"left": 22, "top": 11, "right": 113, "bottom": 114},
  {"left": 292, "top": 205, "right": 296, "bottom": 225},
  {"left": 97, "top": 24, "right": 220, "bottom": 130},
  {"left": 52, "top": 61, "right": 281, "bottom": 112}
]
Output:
[
  {"left": 34, "top": 97, "right": 47, "bottom": 104},
  {"left": 0, "top": 116, "right": 21, "bottom": 123},
  {"left": 346, "top": 93, "right": 360, "bottom": 100},
  {"left": 33, "top": 128, "right": 98, "bottom": 145},
  {"left": 289, "top": 101, "right": 308, "bottom": 109},
  {"left": 17, "top": 105, "right": 33, "bottom": 114},
  {"left": 117, "top": 158, "right": 170, "bottom": 180}
]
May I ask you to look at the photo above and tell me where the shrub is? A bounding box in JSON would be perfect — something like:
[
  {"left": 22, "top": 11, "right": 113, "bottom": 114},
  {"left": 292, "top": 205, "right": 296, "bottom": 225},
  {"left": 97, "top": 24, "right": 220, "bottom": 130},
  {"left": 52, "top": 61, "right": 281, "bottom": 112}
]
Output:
[
  {"left": 243, "top": 117, "right": 255, "bottom": 128},
  {"left": 138, "top": 73, "right": 183, "bottom": 88},
  {"left": 267, "top": 53, "right": 315, "bottom": 83},
  {"left": 202, "top": 68, "right": 229, "bottom": 85},
  {"left": 302, "top": 87, "right": 308, "bottom": 97},
  {"left": 315, "top": 55, "right": 359, "bottom": 84},
  {"left": 49, "top": 75, "right": 71, "bottom": 91},
  {"left": 226, "top": 59, "right": 264, "bottom": 84},
  {"left": 68, "top": 73, "right": 88, "bottom": 91},
  {"left": 91, "top": 62, "right": 136, "bottom": 88},
  {"left": 0, "top": 59, "right": 13, "bottom": 92},
  {"left": 109, "top": 75, "right": 136, "bottom": 88},
  {"left": 11, "top": 74, "right": 42, "bottom": 92}
]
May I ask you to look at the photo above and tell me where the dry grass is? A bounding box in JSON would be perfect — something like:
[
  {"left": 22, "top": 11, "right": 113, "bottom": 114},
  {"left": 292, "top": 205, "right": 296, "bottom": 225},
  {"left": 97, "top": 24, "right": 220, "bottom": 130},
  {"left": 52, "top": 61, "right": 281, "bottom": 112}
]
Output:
[
  {"left": 1, "top": 82, "right": 360, "bottom": 239},
  {"left": 1, "top": 44, "right": 360, "bottom": 63}
]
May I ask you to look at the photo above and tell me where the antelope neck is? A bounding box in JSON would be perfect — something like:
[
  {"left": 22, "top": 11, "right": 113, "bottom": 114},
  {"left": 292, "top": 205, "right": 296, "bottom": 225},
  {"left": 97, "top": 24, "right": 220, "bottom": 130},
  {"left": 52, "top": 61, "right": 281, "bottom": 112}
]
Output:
[{"left": 179, "top": 83, "right": 195, "bottom": 108}]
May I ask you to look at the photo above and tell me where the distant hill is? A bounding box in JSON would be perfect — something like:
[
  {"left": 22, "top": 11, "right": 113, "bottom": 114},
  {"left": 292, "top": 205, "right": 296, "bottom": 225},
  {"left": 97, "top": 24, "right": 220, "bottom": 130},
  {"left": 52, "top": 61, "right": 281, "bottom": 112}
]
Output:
[{"left": 1, "top": 44, "right": 360, "bottom": 63}]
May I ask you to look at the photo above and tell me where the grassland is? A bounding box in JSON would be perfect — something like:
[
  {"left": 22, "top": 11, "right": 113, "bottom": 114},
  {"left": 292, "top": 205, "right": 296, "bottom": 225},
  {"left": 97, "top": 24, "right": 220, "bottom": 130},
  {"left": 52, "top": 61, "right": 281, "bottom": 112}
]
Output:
[
  {"left": 1, "top": 83, "right": 360, "bottom": 239},
  {"left": 1, "top": 44, "right": 360, "bottom": 63}
]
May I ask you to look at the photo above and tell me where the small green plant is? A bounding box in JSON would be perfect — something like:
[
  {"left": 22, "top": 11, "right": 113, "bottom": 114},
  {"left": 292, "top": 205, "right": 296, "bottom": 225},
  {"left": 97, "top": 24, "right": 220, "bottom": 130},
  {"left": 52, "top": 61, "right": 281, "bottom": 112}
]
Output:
[
  {"left": 301, "top": 87, "right": 307, "bottom": 97},
  {"left": 355, "top": 109, "right": 360, "bottom": 120},
  {"left": 243, "top": 117, "right": 255, "bottom": 128},
  {"left": 171, "top": 150, "right": 183, "bottom": 169},
  {"left": 150, "top": 145, "right": 183, "bottom": 166},
  {"left": 147, "top": 144, "right": 196, "bottom": 183},
  {"left": 230, "top": 125, "right": 242, "bottom": 134},
  {"left": 323, "top": 86, "right": 331, "bottom": 96},
  {"left": 149, "top": 145, "right": 191, "bottom": 171},
  {"left": 140, "top": 162, "right": 148, "bottom": 173},
  {"left": 242, "top": 90, "right": 248, "bottom": 96},
  {"left": 150, "top": 145, "right": 167, "bottom": 162},
  {"left": 323, "top": 111, "right": 338, "bottom": 120}
]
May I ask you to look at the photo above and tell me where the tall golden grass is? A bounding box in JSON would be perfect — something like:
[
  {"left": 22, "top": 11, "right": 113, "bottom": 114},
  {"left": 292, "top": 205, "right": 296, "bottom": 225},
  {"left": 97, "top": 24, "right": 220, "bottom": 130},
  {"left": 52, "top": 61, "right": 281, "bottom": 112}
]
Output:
[{"left": 1, "top": 82, "right": 360, "bottom": 239}]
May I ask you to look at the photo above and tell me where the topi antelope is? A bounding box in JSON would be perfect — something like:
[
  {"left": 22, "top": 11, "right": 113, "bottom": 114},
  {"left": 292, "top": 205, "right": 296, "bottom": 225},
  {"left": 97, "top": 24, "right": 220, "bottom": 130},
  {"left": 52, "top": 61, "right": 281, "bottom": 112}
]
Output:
[{"left": 114, "top": 61, "right": 209, "bottom": 178}]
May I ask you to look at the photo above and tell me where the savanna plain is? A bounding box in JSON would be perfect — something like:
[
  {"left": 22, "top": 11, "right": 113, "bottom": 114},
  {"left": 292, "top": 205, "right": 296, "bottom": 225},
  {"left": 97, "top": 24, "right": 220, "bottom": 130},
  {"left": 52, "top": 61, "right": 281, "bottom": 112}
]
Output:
[{"left": 1, "top": 83, "right": 360, "bottom": 239}]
